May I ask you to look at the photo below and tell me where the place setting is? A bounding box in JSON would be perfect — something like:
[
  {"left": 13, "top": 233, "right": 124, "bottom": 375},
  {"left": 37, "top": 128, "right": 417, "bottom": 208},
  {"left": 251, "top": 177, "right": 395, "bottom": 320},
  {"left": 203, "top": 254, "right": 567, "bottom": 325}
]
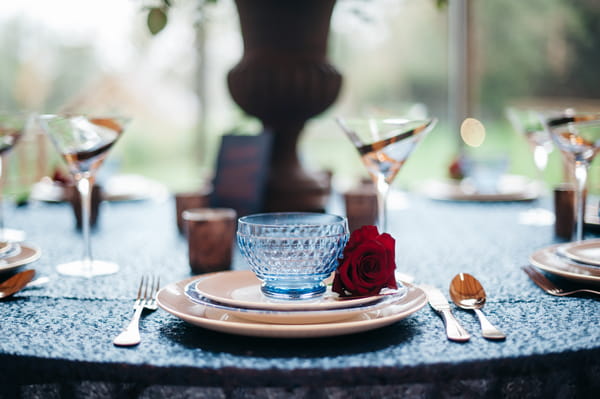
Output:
[
  {"left": 157, "top": 117, "right": 442, "bottom": 339},
  {"left": 417, "top": 117, "right": 542, "bottom": 203},
  {"left": 528, "top": 241, "right": 600, "bottom": 285},
  {"left": 525, "top": 111, "right": 600, "bottom": 287},
  {"left": 157, "top": 214, "right": 428, "bottom": 339}
]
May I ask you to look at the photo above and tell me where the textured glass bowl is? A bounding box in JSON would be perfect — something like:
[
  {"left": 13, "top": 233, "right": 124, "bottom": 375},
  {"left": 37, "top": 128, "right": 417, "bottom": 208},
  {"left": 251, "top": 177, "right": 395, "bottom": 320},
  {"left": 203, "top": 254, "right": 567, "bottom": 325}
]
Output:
[{"left": 237, "top": 212, "right": 349, "bottom": 300}]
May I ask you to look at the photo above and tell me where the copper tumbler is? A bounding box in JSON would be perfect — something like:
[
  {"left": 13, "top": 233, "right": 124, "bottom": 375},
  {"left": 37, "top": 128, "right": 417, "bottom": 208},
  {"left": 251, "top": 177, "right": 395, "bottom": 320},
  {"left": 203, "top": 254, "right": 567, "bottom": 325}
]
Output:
[
  {"left": 554, "top": 183, "right": 575, "bottom": 240},
  {"left": 344, "top": 186, "right": 378, "bottom": 232},
  {"left": 183, "top": 208, "right": 237, "bottom": 274},
  {"left": 175, "top": 189, "right": 212, "bottom": 234}
]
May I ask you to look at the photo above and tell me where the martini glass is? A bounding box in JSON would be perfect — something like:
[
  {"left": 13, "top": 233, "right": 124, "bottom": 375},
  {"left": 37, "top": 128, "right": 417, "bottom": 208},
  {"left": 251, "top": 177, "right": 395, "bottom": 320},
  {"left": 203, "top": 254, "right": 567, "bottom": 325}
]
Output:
[
  {"left": 39, "top": 114, "right": 128, "bottom": 277},
  {"left": 506, "top": 107, "right": 556, "bottom": 226},
  {"left": 336, "top": 117, "right": 437, "bottom": 232},
  {"left": 0, "top": 112, "right": 29, "bottom": 245},
  {"left": 507, "top": 107, "right": 554, "bottom": 177},
  {"left": 540, "top": 112, "right": 600, "bottom": 241}
]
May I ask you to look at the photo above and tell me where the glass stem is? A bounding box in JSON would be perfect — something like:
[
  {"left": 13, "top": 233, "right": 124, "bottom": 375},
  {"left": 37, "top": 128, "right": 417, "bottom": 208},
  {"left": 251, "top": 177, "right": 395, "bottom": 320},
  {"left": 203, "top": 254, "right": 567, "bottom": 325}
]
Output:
[
  {"left": 574, "top": 160, "right": 588, "bottom": 242},
  {"left": 77, "top": 175, "right": 94, "bottom": 271},
  {"left": 375, "top": 174, "right": 390, "bottom": 233},
  {"left": 533, "top": 146, "right": 548, "bottom": 177}
]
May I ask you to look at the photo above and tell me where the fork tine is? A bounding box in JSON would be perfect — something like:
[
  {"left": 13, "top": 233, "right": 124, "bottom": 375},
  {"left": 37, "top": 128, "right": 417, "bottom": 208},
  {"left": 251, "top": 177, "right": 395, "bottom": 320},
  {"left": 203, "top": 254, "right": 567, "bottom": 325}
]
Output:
[
  {"left": 136, "top": 275, "right": 146, "bottom": 304},
  {"left": 149, "top": 275, "right": 159, "bottom": 307}
]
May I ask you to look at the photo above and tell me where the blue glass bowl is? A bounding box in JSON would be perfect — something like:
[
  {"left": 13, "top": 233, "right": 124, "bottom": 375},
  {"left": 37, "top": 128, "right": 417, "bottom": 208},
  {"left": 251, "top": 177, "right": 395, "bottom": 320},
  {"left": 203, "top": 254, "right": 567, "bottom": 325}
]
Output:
[{"left": 237, "top": 212, "right": 349, "bottom": 300}]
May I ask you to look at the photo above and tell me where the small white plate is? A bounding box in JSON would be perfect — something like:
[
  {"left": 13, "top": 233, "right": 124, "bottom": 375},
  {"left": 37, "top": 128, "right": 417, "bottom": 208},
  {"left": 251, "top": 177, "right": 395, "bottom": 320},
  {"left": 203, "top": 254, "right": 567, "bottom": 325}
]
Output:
[
  {"left": 0, "top": 244, "right": 42, "bottom": 274},
  {"left": 561, "top": 239, "right": 600, "bottom": 266},
  {"left": 184, "top": 278, "right": 407, "bottom": 324},
  {"left": 193, "top": 270, "right": 386, "bottom": 311},
  {"left": 420, "top": 175, "right": 540, "bottom": 202},
  {"left": 529, "top": 243, "right": 600, "bottom": 285},
  {"left": 157, "top": 276, "right": 427, "bottom": 338}
]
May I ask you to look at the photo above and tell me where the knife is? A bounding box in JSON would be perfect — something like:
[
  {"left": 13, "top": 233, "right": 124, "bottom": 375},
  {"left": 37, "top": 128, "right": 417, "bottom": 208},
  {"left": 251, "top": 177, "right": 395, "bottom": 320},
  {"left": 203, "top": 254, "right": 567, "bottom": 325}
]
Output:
[{"left": 421, "top": 284, "right": 470, "bottom": 342}]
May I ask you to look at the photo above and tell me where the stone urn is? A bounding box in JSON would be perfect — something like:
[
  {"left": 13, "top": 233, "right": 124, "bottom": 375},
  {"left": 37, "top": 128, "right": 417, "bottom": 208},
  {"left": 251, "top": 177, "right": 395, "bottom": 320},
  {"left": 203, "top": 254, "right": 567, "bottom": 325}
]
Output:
[{"left": 227, "top": 0, "right": 342, "bottom": 212}]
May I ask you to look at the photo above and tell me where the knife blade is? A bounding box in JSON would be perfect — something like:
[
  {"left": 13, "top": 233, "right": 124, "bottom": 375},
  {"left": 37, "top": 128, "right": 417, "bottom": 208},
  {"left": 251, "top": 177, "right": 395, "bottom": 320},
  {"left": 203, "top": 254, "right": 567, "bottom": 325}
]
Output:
[{"left": 421, "top": 284, "right": 470, "bottom": 342}]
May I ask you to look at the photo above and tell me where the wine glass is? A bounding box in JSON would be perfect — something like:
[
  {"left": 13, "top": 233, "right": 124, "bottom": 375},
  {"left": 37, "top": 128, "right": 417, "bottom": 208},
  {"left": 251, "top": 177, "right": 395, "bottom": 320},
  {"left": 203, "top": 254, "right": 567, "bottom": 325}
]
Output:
[
  {"left": 506, "top": 107, "right": 556, "bottom": 225},
  {"left": 506, "top": 107, "right": 554, "bottom": 177},
  {"left": 39, "top": 114, "right": 129, "bottom": 277},
  {"left": 336, "top": 117, "right": 437, "bottom": 232},
  {"left": 0, "top": 112, "right": 29, "bottom": 245},
  {"left": 540, "top": 112, "right": 600, "bottom": 241}
]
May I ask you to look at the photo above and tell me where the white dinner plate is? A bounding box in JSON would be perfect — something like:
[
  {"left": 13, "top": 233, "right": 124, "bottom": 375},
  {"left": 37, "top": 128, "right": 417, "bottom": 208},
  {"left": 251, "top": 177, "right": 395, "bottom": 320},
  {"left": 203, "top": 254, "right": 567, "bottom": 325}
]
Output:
[
  {"left": 419, "top": 175, "right": 540, "bottom": 202},
  {"left": 560, "top": 239, "right": 600, "bottom": 267},
  {"left": 193, "top": 270, "right": 386, "bottom": 311},
  {"left": 529, "top": 243, "right": 600, "bottom": 285},
  {"left": 184, "top": 278, "right": 407, "bottom": 324},
  {"left": 0, "top": 244, "right": 42, "bottom": 274},
  {"left": 157, "top": 276, "right": 427, "bottom": 338}
]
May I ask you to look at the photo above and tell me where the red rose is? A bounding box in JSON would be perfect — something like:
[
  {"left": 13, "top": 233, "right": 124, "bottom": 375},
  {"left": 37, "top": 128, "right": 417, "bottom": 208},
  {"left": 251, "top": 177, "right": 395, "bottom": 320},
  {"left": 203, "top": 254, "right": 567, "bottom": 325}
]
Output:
[
  {"left": 448, "top": 155, "right": 465, "bottom": 180},
  {"left": 332, "top": 225, "right": 398, "bottom": 297}
]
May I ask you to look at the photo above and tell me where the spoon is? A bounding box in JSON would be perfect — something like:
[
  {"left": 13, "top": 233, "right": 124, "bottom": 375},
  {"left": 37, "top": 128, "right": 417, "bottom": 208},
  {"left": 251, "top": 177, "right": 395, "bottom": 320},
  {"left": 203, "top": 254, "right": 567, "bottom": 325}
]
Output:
[
  {"left": 0, "top": 269, "right": 36, "bottom": 299},
  {"left": 449, "top": 273, "right": 506, "bottom": 340}
]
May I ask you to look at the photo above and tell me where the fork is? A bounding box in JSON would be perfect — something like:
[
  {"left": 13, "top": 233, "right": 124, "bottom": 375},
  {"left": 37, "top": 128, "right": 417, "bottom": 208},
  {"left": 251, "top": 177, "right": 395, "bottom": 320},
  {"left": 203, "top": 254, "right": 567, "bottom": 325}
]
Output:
[
  {"left": 113, "top": 275, "right": 160, "bottom": 347},
  {"left": 522, "top": 265, "right": 600, "bottom": 297}
]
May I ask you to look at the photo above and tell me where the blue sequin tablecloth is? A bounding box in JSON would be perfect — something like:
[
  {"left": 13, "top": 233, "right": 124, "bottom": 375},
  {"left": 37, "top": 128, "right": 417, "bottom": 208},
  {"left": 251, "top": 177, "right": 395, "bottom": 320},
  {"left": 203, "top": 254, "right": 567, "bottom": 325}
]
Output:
[{"left": 0, "top": 194, "right": 598, "bottom": 398}]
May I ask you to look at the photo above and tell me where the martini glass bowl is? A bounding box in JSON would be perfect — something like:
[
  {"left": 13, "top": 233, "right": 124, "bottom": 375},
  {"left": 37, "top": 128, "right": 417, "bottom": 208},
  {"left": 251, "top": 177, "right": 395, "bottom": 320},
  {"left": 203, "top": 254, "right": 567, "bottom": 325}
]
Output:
[
  {"left": 540, "top": 112, "right": 600, "bottom": 241},
  {"left": 38, "top": 114, "right": 129, "bottom": 277},
  {"left": 336, "top": 117, "right": 437, "bottom": 232}
]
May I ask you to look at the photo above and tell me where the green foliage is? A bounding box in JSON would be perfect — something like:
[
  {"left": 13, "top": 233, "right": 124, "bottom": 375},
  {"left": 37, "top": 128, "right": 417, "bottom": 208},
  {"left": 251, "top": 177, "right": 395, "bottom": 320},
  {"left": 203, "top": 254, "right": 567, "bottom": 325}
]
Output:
[
  {"left": 145, "top": 0, "right": 218, "bottom": 35},
  {"left": 147, "top": 7, "right": 168, "bottom": 35}
]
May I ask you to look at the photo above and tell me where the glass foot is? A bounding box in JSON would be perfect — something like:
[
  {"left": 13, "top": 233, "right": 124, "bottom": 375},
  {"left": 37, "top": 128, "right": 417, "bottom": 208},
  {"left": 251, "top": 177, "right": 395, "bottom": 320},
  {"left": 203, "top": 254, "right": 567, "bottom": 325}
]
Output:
[
  {"left": 261, "top": 281, "right": 326, "bottom": 300},
  {"left": 57, "top": 260, "right": 119, "bottom": 277},
  {"left": 0, "top": 228, "right": 26, "bottom": 243}
]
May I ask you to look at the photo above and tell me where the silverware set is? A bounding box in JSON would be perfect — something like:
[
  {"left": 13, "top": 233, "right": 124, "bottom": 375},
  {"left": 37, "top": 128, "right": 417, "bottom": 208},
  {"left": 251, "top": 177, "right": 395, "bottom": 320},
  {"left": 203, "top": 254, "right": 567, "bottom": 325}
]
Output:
[
  {"left": 113, "top": 275, "right": 160, "bottom": 347},
  {"left": 423, "top": 273, "right": 506, "bottom": 342}
]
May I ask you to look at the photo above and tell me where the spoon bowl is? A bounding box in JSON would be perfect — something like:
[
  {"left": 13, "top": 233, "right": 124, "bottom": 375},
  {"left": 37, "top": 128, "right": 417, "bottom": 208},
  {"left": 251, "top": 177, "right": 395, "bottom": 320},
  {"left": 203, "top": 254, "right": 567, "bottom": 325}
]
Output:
[
  {"left": 0, "top": 269, "right": 35, "bottom": 299},
  {"left": 449, "top": 273, "right": 506, "bottom": 340}
]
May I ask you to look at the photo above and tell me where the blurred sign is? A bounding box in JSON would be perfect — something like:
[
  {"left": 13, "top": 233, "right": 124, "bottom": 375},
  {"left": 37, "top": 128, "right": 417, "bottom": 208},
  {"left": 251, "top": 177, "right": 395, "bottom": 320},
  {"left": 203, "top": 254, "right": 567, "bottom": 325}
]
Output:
[{"left": 210, "top": 132, "right": 273, "bottom": 217}]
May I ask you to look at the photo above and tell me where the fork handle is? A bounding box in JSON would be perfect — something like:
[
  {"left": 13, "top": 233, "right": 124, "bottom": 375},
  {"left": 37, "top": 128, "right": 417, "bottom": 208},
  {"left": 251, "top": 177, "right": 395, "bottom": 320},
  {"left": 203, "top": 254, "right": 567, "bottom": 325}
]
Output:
[
  {"left": 113, "top": 306, "right": 143, "bottom": 347},
  {"left": 474, "top": 308, "right": 506, "bottom": 340}
]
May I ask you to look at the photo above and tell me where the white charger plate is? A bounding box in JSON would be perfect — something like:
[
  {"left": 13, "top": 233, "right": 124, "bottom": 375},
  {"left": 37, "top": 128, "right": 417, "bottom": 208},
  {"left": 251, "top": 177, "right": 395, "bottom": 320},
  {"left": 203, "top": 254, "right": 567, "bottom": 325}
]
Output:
[
  {"left": 0, "top": 244, "right": 42, "bottom": 274},
  {"left": 560, "top": 239, "right": 600, "bottom": 267},
  {"left": 157, "top": 276, "right": 427, "bottom": 338},
  {"left": 193, "top": 270, "right": 385, "bottom": 311},
  {"left": 529, "top": 243, "right": 600, "bottom": 285},
  {"left": 184, "top": 277, "right": 407, "bottom": 324}
]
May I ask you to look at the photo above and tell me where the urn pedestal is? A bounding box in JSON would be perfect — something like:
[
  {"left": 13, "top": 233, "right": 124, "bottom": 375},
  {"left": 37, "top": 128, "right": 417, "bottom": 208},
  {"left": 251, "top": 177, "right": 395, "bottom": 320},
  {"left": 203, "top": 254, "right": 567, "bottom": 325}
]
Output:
[{"left": 227, "top": 0, "right": 342, "bottom": 212}]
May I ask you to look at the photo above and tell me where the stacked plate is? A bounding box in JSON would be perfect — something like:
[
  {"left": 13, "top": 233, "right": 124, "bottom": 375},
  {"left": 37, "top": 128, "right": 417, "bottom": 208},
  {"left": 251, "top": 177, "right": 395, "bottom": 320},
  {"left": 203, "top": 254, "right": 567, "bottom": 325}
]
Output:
[
  {"left": 529, "top": 240, "right": 600, "bottom": 285},
  {"left": 156, "top": 270, "right": 428, "bottom": 338},
  {"left": 0, "top": 241, "right": 41, "bottom": 274}
]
